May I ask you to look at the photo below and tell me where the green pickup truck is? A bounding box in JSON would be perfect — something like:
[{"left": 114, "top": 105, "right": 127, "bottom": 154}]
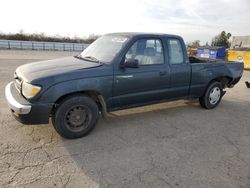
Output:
[{"left": 5, "top": 33, "right": 244, "bottom": 138}]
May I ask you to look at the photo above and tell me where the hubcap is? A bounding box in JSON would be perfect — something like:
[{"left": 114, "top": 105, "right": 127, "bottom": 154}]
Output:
[
  {"left": 64, "top": 105, "right": 92, "bottom": 132},
  {"left": 209, "top": 87, "right": 221, "bottom": 105}
]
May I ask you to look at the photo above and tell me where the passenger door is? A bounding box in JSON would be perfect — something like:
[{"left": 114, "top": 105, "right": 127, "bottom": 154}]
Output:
[
  {"left": 167, "top": 38, "right": 191, "bottom": 98},
  {"left": 112, "top": 38, "right": 170, "bottom": 109}
]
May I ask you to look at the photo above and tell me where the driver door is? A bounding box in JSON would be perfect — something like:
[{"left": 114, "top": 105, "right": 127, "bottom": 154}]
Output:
[{"left": 112, "top": 38, "right": 170, "bottom": 109}]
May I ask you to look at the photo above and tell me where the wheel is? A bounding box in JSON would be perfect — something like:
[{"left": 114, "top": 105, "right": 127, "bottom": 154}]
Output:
[
  {"left": 52, "top": 95, "right": 99, "bottom": 139},
  {"left": 199, "top": 81, "right": 223, "bottom": 109}
]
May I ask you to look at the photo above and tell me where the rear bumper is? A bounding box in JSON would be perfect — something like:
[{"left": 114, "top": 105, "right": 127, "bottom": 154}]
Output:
[{"left": 5, "top": 82, "right": 53, "bottom": 124}]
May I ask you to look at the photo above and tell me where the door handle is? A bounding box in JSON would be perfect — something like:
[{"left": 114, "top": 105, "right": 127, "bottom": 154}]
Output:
[{"left": 159, "top": 71, "right": 167, "bottom": 76}]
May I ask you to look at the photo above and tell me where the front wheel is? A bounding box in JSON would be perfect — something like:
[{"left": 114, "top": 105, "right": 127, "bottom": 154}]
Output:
[
  {"left": 199, "top": 82, "right": 223, "bottom": 109},
  {"left": 52, "top": 95, "right": 99, "bottom": 139}
]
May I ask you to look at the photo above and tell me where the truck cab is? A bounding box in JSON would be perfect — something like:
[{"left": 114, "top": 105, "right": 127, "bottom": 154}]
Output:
[{"left": 112, "top": 34, "right": 191, "bottom": 109}]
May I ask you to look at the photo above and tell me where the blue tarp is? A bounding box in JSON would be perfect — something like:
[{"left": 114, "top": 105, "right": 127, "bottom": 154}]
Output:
[{"left": 197, "top": 47, "right": 226, "bottom": 59}]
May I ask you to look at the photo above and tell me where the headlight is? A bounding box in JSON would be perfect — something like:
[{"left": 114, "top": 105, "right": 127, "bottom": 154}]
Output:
[{"left": 22, "top": 82, "right": 41, "bottom": 99}]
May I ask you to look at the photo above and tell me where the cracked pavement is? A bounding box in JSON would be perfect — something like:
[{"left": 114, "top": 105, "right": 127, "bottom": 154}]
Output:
[{"left": 0, "top": 50, "right": 250, "bottom": 188}]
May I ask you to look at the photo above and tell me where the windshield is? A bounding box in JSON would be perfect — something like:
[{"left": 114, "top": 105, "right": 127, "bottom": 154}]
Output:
[{"left": 80, "top": 35, "right": 129, "bottom": 63}]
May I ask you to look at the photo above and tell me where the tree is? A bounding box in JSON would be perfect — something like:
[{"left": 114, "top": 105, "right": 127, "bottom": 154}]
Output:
[
  {"left": 187, "top": 40, "right": 201, "bottom": 48},
  {"left": 0, "top": 31, "right": 99, "bottom": 44},
  {"left": 211, "top": 31, "right": 231, "bottom": 48},
  {"left": 85, "top": 34, "right": 100, "bottom": 43}
]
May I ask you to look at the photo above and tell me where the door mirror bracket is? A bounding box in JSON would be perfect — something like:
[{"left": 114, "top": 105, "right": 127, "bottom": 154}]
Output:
[{"left": 120, "top": 58, "right": 139, "bottom": 68}]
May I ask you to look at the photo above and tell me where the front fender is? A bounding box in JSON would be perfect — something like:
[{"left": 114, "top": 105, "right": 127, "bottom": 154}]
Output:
[{"left": 37, "top": 76, "right": 113, "bottom": 106}]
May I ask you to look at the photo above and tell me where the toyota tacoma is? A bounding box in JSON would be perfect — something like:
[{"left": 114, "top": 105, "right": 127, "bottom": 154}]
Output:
[{"left": 5, "top": 33, "right": 244, "bottom": 138}]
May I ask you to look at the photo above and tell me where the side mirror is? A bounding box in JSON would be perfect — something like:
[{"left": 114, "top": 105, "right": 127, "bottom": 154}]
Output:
[{"left": 121, "top": 58, "right": 139, "bottom": 68}]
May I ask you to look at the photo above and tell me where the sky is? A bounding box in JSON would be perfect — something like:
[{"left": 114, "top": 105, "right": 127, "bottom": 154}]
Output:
[{"left": 0, "top": 0, "right": 250, "bottom": 44}]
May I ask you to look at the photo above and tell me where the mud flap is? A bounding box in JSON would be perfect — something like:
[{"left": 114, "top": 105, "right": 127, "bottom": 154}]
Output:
[
  {"left": 97, "top": 95, "right": 108, "bottom": 119},
  {"left": 222, "top": 91, "right": 226, "bottom": 96}
]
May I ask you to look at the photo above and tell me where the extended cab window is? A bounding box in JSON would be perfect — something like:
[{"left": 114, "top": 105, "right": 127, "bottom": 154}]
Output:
[
  {"left": 167, "top": 39, "right": 184, "bottom": 64},
  {"left": 125, "top": 39, "right": 164, "bottom": 65}
]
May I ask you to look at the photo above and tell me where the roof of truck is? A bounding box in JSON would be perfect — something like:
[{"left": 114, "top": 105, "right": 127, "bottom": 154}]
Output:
[{"left": 105, "top": 32, "right": 181, "bottom": 38}]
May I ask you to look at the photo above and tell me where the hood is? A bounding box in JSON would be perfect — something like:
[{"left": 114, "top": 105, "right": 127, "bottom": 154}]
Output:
[{"left": 16, "top": 56, "right": 102, "bottom": 82}]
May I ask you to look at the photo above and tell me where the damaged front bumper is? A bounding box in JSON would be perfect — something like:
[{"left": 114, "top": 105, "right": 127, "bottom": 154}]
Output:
[{"left": 5, "top": 82, "right": 53, "bottom": 124}]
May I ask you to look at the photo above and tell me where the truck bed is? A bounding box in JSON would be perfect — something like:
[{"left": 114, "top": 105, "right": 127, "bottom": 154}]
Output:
[
  {"left": 188, "top": 56, "right": 244, "bottom": 98},
  {"left": 189, "top": 56, "right": 225, "bottom": 64}
]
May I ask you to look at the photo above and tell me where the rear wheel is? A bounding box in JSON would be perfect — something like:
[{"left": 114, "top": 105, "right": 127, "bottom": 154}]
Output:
[
  {"left": 52, "top": 95, "right": 99, "bottom": 139},
  {"left": 199, "top": 82, "right": 223, "bottom": 109}
]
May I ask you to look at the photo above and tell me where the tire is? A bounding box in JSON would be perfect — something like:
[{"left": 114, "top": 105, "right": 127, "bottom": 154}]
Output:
[
  {"left": 52, "top": 95, "right": 99, "bottom": 139},
  {"left": 199, "top": 81, "right": 223, "bottom": 109}
]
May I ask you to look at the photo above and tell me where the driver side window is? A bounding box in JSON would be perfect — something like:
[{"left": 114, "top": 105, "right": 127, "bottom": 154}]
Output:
[{"left": 125, "top": 39, "right": 164, "bottom": 65}]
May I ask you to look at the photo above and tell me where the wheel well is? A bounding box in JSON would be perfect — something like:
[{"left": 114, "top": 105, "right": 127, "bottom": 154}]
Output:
[
  {"left": 200, "top": 76, "right": 232, "bottom": 97},
  {"left": 51, "top": 91, "right": 104, "bottom": 115},
  {"left": 210, "top": 76, "right": 232, "bottom": 88}
]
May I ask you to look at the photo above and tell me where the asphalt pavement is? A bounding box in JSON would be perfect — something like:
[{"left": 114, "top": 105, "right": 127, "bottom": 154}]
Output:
[{"left": 0, "top": 50, "right": 250, "bottom": 188}]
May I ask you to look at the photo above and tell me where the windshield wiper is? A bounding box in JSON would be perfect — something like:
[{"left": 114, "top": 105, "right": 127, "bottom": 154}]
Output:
[
  {"left": 83, "top": 56, "right": 100, "bottom": 62},
  {"left": 75, "top": 55, "right": 102, "bottom": 64}
]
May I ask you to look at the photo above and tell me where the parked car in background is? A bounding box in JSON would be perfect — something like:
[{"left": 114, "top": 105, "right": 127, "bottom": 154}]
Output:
[{"left": 5, "top": 33, "right": 244, "bottom": 139}]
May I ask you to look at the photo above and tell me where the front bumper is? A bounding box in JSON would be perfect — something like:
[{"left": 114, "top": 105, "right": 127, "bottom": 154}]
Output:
[
  {"left": 5, "top": 82, "right": 53, "bottom": 124},
  {"left": 5, "top": 82, "right": 31, "bottom": 114}
]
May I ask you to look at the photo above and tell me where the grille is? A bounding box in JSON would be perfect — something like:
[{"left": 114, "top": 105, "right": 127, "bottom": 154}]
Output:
[{"left": 14, "top": 72, "right": 22, "bottom": 92}]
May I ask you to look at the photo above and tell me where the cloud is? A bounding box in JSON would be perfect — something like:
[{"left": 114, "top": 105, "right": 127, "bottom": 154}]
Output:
[
  {"left": 137, "top": 0, "right": 250, "bottom": 43},
  {"left": 0, "top": 0, "right": 249, "bottom": 44}
]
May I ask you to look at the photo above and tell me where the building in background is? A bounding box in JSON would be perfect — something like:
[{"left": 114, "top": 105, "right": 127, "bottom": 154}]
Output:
[
  {"left": 231, "top": 36, "right": 250, "bottom": 49},
  {"left": 227, "top": 36, "right": 250, "bottom": 69}
]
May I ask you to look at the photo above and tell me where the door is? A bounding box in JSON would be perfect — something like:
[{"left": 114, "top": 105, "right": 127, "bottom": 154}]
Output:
[
  {"left": 112, "top": 38, "right": 170, "bottom": 109},
  {"left": 167, "top": 38, "right": 191, "bottom": 98}
]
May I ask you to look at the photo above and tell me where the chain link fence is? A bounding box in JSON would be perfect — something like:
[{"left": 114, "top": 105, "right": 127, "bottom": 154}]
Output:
[{"left": 0, "top": 39, "right": 89, "bottom": 51}]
